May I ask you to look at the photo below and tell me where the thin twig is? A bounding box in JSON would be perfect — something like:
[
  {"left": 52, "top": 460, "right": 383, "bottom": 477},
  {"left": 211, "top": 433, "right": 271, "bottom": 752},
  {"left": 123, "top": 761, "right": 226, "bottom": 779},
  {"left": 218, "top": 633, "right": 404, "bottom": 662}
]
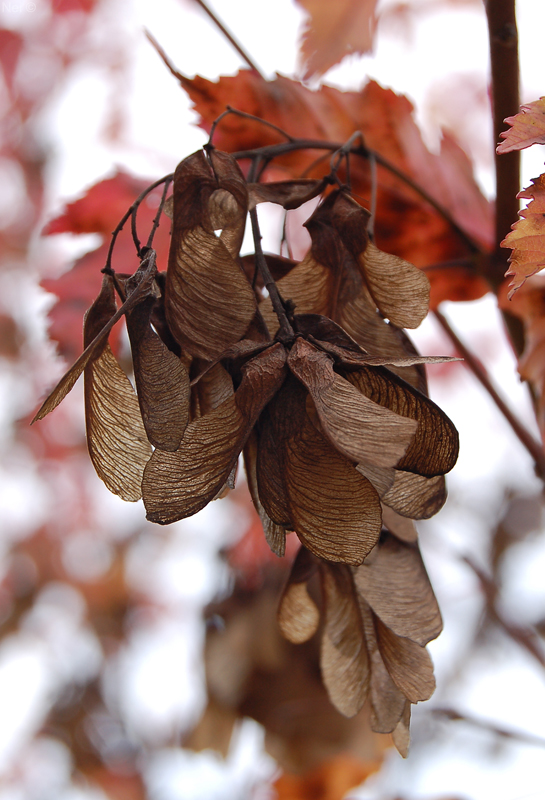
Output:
[
  {"left": 208, "top": 107, "right": 294, "bottom": 148},
  {"left": 433, "top": 707, "right": 545, "bottom": 749},
  {"left": 190, "top": 0, "right": 265, "bottom": 77},
  {"left": 462, "top": 554, "right": 545, "bottom": 669},
  {"left": 146, "top": 176, "right": 172, "bottom": 250},
  {"left": 434, "top": 308, "right": 545, "bottom": 477},
  {"left": 232, "top": 138, "right": 482, "bottom": 255}
]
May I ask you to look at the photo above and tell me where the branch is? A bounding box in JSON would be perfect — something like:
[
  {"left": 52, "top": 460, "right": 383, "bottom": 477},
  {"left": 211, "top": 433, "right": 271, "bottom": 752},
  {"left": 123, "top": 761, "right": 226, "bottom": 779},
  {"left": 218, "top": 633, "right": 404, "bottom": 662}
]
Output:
[
  {"left": 484, "top": 0, "right": 527, "bottom": 357},
  {"left": 433, "top": 308, "right": 545, "bottom": 478}
]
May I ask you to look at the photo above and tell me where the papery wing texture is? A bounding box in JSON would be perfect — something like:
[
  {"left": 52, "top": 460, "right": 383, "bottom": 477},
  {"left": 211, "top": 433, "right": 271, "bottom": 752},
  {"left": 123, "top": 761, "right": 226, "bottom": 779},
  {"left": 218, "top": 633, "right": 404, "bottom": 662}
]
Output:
[
  {"left": 278, "top": 547, "right": 320, "bottom": 644},
  {"left": 375, "top": 616, "right": 436, "bottom": 703},
  {"left": 166, "top": 151, "right": 256, "bottom": 359},
  {"left": 143, "top": 344, "right": 286, "bottom": 524},
  {"left": 126, "top": 296, "right": 190, "bottom": 451},
  {"left": 243, "top": 433, "right": 287, "bottom": 557},
  {"left": 85, "top": 345, "right": 152, "bottom": 502},
  {"left": 288, "top": 338, "right": 417, "bottom": 468},
  {"left": 353, "top": 535, "right": 442, "bottom": 646},
  {"left": 346, "top": 367, "right": 459, "bottom": 476},
  {"left": 279, "top": 383, "right": 382, "bottom": 565},
  {"left": 320, "top": 564, "right": 369, "bottom": 717}
]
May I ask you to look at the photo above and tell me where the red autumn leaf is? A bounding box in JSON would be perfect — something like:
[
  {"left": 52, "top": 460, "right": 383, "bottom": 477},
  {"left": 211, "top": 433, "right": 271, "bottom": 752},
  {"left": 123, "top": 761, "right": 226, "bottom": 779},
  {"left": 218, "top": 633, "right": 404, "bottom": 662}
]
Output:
[
  {"left": 43, "top": 171, "right": 150, "bottom": 236},
  {"left": 0, "top": 29, "right": 24, "bottom": 98},
  {"left": 497, "top": 97, "right": 545, "bottom": 154},
  {"left": 178, "top": 71, "right": 492, "bottom": 291},
  {"left": 501, "top": 173, "right": 545, "bottom": 296},
  {"left": 296, "top": 0, "right": 379, "bottom": 80}
]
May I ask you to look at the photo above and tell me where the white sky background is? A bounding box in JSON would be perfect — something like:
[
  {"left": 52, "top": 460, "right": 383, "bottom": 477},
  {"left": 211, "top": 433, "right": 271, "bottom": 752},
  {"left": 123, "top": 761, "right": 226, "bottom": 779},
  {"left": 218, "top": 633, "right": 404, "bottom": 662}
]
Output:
[{"left": 3, "top": 0, "right": 545, "bottom": 798}]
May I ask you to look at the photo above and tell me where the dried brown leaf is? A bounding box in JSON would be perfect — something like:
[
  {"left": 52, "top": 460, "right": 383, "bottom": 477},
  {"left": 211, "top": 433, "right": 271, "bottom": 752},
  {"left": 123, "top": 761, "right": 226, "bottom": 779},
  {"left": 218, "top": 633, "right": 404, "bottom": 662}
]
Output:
[
  {"left": 33, "top": 256, "right": 158, "bottom": 423},
  {"left": 375, "top": 617, "right": 436, "bottom": 703},
  {"left": 248, "top": 179, "right": 325, "bottom": 210},
  {"left": 320, "top": 564, "right": 369, "bottom": 717},
  {"left": 392, "top": 702, "right": 411, "bottom": 758},
  {"left": 278, "top": 548, "right": 320, "bottom": 644},
  {"left": 380, "top": 505, "right": 418, "bottom": 542},
  {"left": 279, "top": 380, "right": 382, "bottom": 565},
  {"left": 243, "top": 433, "right": 287, "bottom": 557},
  {"left": 353, "top": 534, "right": 442, "bottom": 646},
  {"left": 358, "top": 464, "right": 447, "bottom": 519},
  {"left": 257, "top": 411, "right": 293, "bottom": 527},
  {"left": 166, "top": 151, "right": 256, "bottom": 359},
  {"left": 346, "top": 367, "right": 459, "bottom": 477},
  {"left": 361, "top": 242, "right": 430, "bottom": 329},
  {"left": 360, "top": 603, "right": 407, "bottom": 734},
  {"left": 85, "top": 345, "right": 152, "bottom": 502},
  {"left": 143, "top": 344, "right": 286, "bottom": 524},
  {"left": 288, "top": 338, "right": 418, "bottom": 468},
  {"left": 126, "top": 296, "right": 190, "bottom": 451}
]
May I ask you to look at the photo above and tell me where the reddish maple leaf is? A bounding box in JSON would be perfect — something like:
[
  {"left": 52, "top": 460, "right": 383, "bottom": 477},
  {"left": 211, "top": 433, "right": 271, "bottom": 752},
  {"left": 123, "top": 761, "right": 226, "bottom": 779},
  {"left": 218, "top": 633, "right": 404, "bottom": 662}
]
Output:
[
  {"left": 296, "top": 0, "right": 379, "bottom": 80},
  {"left": 497, "top": 97, "right": 545, "bottom": 154},
  {"left": 177, "top": 71, "right": 492, "bottom": 300}
]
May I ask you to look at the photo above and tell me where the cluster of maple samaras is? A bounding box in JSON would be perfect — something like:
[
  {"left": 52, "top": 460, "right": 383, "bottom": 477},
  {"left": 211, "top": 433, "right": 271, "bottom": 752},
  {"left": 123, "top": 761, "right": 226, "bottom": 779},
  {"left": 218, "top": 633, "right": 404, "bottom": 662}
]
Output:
[{"left": 35, "top": 148, "right": 459, "bottom": 751}]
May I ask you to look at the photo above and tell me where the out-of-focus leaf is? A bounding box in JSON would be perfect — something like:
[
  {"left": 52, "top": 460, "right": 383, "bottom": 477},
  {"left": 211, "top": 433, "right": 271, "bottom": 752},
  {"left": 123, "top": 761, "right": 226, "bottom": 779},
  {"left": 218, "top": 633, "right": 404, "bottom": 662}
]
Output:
[
  {"left": 501, "top": 174, "right": 545, "bottom": 296},
  {"left": 353, "top": 535, "right": 442, "bottom": 646},
  {"left": 497, "top": 98, "right": 545, "bottom": 154},
  {"left": 320, "top": 564, "right": 369, "bottom": 716},
  {"left": 392, "top": 702, "right": 411, "bottom": 758},
  {"left": 273, "top": 754, "right": 380, "bottom": 800},
  {"left": 296, "top": 0, "right": 379, "bottom": 79},
  {"left": 126, "top": 296, "right": 190, "bottom": 451},
  {"left": 288, "top": 338, "right": 418, "bottom": 468},
  {"left": 43, "top": 171, "right": 148, "bottom": 236},
  {"left": 278, "top": 547, "right": 320, "bottom": 644},
  {"left": 375, "top": 616, "right": 436, "bottom": 703},
  {"left": 346, "top": 367, "right": 459, "bottom": 477},
  {"left": 166, "top": 150, "right": 256, "bottom": 359}
]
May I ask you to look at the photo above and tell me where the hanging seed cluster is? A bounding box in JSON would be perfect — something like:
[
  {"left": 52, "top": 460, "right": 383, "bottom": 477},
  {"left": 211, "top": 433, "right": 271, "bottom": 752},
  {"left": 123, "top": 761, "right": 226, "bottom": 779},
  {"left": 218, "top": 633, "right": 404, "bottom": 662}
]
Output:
[{"left": 35, "top": 147, "right": 459, "bottom": 755}]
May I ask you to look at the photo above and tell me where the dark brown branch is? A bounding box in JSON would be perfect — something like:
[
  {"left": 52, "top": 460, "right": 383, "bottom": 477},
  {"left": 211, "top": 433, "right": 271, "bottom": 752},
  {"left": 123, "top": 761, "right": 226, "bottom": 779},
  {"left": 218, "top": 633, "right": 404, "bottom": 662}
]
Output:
[
  {"left": 484, "top": 0, "right": 527, "bottom": 357},
  {"left": 434, "top": 308, "right": 545, "bottom": 477},
  {"left": 249, "top": 206, "right": 294, "bottom": 343},
  {"left": 485, "top": 0, "right": 520, "bottom": 280}
]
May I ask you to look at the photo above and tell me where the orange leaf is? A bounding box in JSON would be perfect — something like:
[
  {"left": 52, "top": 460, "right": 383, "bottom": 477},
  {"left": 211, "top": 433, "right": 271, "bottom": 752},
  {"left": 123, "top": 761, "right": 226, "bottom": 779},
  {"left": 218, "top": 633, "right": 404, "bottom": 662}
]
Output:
[
  {"left": 501, "top": 173, "right": 545, "bottom": 296},
  {"left": 497, "top": 97, "right": 545, "bottom": 154},
  {"left": 296, "top": 0, "right": 379, "bottom": 80}
]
